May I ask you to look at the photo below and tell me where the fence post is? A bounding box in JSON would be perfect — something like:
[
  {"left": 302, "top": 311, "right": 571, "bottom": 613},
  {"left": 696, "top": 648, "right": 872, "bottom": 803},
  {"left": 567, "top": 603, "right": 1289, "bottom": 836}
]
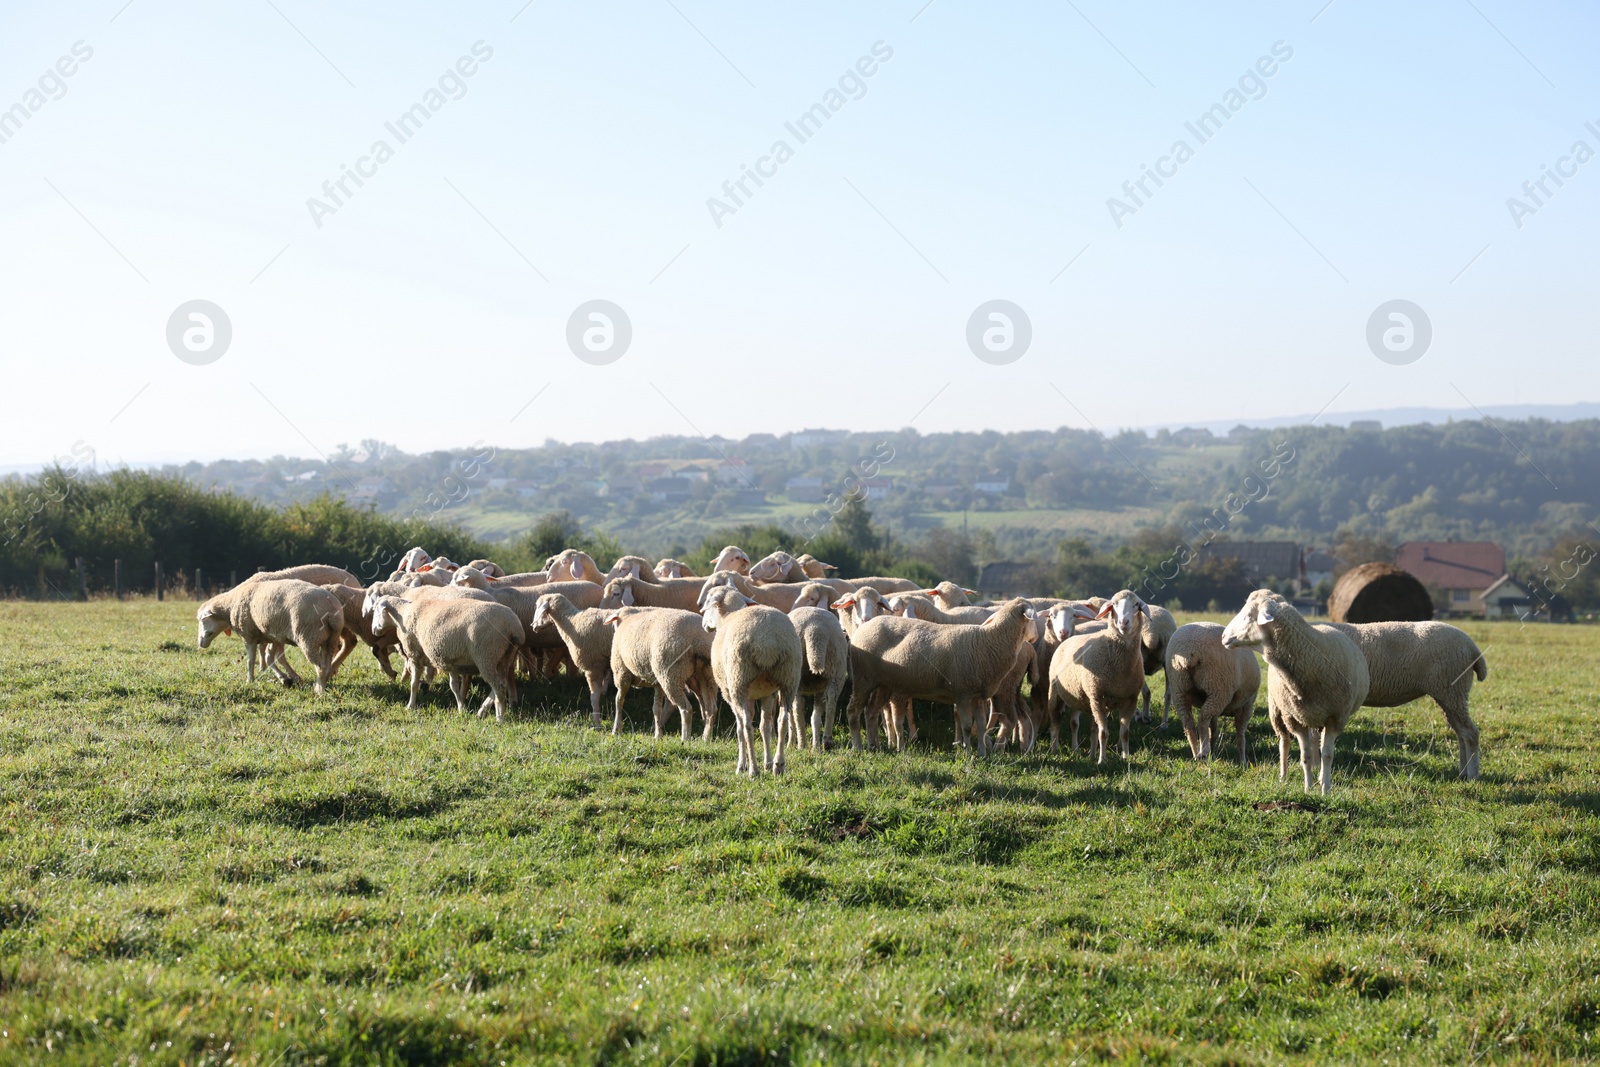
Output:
[
  {"left": 77, "top": 557, "right": 88, "bottom": 601},
  {"left": 155, "top": 561, "right": 164, "bottom": 602},
  {"left": 195, "top": 568, "right": 202, "bottom": 600},
  {"left": 114, "top": 559, "right": 123, "bottom": 600}
]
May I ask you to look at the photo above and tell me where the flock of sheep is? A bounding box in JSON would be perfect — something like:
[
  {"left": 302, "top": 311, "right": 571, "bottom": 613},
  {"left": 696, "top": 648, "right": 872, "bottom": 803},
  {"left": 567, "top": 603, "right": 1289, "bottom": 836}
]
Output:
[{"left": 195, "top": 544, "right": 1490, "bottom": 792}]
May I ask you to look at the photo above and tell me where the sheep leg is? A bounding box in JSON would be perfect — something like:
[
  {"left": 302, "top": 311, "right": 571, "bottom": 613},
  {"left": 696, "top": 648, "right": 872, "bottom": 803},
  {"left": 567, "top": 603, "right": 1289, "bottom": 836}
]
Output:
[
  {"left": 662, "top": 677, "right": 695, "bottom": 743},
  {"left": 845, "top": 688, "right": 865, "bottom": 753},
  {"left": 650, "top": 688, "right": 667, "bottom": 739},
  {"left": 244, "top": 640, "right": 258, "bottom": 684},
  {"left": 406, "top": 659, "right": 423, "bottom": 710},
  {"left": 738, "top": 698, "right": 760, "bottom": 778},
  {"left": 1437, "top": 696, "right": 1481, "bottom": 780},
  {"left": 1117, "top": 708, "right": 1133, "bottom": 760},
  {"left": 1196, "top": 693, "right": 1228, "bottom": 763},
  {"left": 449, "top": 672, "right": 471, "bottom": 712},
  {"left": 1291, "top": 726, "right": 1317, "bottom": 793},
  {"left": 1070, "top": 705, "right": 1083, "bottom": 758},
  {"left": 1175, "top": 690, "right": 1201, "bottom": 759},
  {"left": 1234, "top": 709, "right": 1249, "bottom": 768},
  {"left": 613, "top": 677, "right": 632, "bottom": 736},
  {"left": 1135, "top": 681, "right": 1152, "bottom": 724},
  {"left": 372, "top": 643, "right": 399, "bottom": 680},
  {"left": 759, "top": 696, "right": 775, "bottom": 772},
  {"left": 772, "top": 692, "right": 794, "bottom": 775},
  {"left": 1318, "top": 727, "right": 1340, "bottom": 795},
  {"left": 269, "top": 645, "right": 301, "bottom": 686},
  {"left": 585, "top": 671, "right": 609, "bottom": 728},
  {"left": 328, "top": 631, "right": 359, "bottom": 675},
  {"left": 696, "top": 673, "right": 720, "bottom": 741}
]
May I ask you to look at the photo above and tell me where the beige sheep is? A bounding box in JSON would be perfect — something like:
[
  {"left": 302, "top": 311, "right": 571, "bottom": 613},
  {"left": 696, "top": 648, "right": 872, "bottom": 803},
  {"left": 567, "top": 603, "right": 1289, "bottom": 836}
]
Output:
[
  {"left": 603, "top": 555, "right": 659, "bottom": 583},
  {"left": 531, "top": 593, "right": 631, "bottom": 728},
  {"left": 1222, "top": 590, "right": 1370, "bottom": 794},
  {"left": 709, "top": 545, "right": 751, "bottom": 575},
  {"left": 602, "top": 574, "right": 705, "bottom": 613},
  {"left": 367, "top": 594, "right": 523, "bottom": 719},
  {"left": 240, "top": 563, "right": 361, "bottom": 589},
  {"left": 831, "top": 586, "right": 914, "bottom": 750},
  {"left": 696, "top": 570, "right": 819, "bottom": 613},
  {"left": 923, "top": 581, "right": 981, "bottom": 609},
  {"left": 1044, "top": 591, "right": 1150, "bottom": 762},
  {"left": 701, "top": 587, "right": 803, "bottom": 777},
  {"left": 545, "top": 548, "right": 605, "bottom": 584},
  {"left": 464, "top": 559, "right": 505, "bottom": 578},
  {"left": 1165, "top": 622, "right": 1261, "bottom": 766},
  {"left": 839, "top": 595, "right": 1036, "bottom": 756},
  {"left": 198, "top": 579, "right": 345, "bottom": 696},
  {"left": 605, "top": 608, "right": 718, "bottom": 740},
  {"left": 794, "top": 554, "right": 837, "bottom": 578},
  {"left": 787, "top": 602, "right": 849, "bottom": 750},
  {"left": 319, "top": 582, "right": 400, "bottom": 679},
  {"left": 1326, "top": 620, "right": 1488, "bottom": 779},
  {"left": 1135, "top": 604, "right": 1178, "bottom": 725}
]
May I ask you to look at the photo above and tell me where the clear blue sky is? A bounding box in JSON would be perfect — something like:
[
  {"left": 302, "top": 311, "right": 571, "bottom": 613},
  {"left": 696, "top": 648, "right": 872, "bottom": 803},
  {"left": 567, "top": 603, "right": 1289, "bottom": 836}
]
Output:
[{"left": 2, "top": 0, "right": 1596, "bottom": 467}]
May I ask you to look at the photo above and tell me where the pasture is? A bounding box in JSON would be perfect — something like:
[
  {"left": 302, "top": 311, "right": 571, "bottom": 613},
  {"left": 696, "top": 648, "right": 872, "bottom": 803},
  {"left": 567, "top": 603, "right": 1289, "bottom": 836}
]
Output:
[{"left": 3, "top": 600, "right": 1599, "bottom": 1064}]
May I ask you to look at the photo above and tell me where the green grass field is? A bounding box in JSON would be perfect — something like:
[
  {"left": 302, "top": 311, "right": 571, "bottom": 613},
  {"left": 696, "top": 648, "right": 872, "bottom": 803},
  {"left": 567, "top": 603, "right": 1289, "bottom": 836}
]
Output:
[{"left": 4, "top": 601, "right": 1600, "bottom": 1064}]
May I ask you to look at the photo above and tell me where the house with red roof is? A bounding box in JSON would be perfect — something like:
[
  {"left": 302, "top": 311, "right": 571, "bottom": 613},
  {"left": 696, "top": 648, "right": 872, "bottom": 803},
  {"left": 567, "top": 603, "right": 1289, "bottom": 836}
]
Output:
[{"left": 1394, "top": 541, "right": 1507, "bottom": 617}]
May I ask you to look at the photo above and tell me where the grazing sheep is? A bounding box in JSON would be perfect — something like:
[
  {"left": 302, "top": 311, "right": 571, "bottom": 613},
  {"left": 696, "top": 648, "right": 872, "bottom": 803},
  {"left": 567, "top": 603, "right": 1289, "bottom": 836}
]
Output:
[
  {"left": 701, "top": 587, "right": 803, "bottom": 777},
  {"left": 1044, "top": 591, "right": 1150, "bottom": 762},
  {"left": 1325, "top": 620, "right": 1488, "bottom": 779},
  {"left": 709, "top": 545, "right": 751, "bottom": 575},
  {"left": 839, "top": 595, "right": 1036, "bottom": 756},
  {"left": 367, "top": 594, "right": 524, "bottom": 719},
  {"left": 198, "top": 579, "right": 345, "bottom": 696},
  {"left": 601, "top": 575, "right": 704, "bottom": 612},
  {"left": 531, "top": 593, "right": 632, "bottom": 728},
  {"left": 320, "top": 582, "right": 400, "bottom": 679},
  {"left": 787, "top": 601, "right": 849, "bottom": 750},
  {"left": 1221, "top": 590, "right": 1370, "bottom": 794},
  {"left": 606, "top": 608, "right": 718, "bottom": 740},
  {"left": 1165, "top": 622, "right": 1261, "bottom": 766},
  {"left": 1134, "top": 604, "right": 1178, "bottom": 725},
  {"left": 654, "top": 558, "right": 696, "bottom": 579},
  {"left": 545, "top": 549, "right": 605, "bottom": 584}
]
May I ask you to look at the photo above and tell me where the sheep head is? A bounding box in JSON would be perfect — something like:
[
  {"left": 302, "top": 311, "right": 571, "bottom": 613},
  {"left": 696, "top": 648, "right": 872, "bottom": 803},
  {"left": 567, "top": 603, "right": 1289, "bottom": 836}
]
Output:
[
  {"left": 701, "top": 585, "right": 756, "bottom": 631},
  {"left": 888, "top": 593, "right": 935, "bottom": 621},
  {"left": 398, "top": 546, "right": 432, "bottom": 572},
  {"left": 709, "top": 545, "right": 750, "bottom": 575},
  {"left": 465, "top": 559, "right": 505, "bottom": 578},
  {"left": 654, "top": 558, "right": 692, "bottom": 579},
  {"left": 451, "top": 565, "right": 494, "bottom": 589},
  {"left": 1222, "top": 589, "right": 1288, "bottom": 649},
  {"left": 530, "top": 593, "right": 567, "bottom": 632},
  {"left": 696, "top": 569, "right": 752, "bottom": 608},
  {"left": 926, "top": 581, "right": 979, "bottom": 608},
  {"left": 794, "top": 553, "right": 837, "bottom": 578},
  {"left": 600, "top": 577, "right": 640, "bottom": 609},
  {"left": 833, "top": 587, "right": 888, "bottom": 627},
  {"left": 789, "top": 582, "right": 838, "bottom": 611},
  {"left": 546, "top": 549, "right": 599, "bottom": 583},
  {"left": 1095, "top": 590, "right": 1149, "bottom": 637},
  {"left": 1047, "top": 602, "right": 1099, "bottom": 643},
  {"left": 367, "top": 595, "right": 402, "bottom": 637},
  {"left": 604, "top": 555, "right": 655, "bottom": 584},
  {"left": 747, "top": 551, "right": 798, "bottom": 583},
  {"left": 196, "top": 602, "right": 231, "bottom": 647}
]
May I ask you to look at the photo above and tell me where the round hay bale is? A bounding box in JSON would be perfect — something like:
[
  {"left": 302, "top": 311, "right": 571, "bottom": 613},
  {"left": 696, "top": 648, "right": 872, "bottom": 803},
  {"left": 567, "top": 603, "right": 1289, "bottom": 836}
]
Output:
[{"left": 1328, "top": 562, "right": 1434, "bottom": 623}]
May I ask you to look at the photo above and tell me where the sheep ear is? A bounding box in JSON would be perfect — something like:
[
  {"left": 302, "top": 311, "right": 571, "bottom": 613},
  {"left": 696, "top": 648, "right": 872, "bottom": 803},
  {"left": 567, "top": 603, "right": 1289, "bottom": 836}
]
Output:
[
  {"left": 1095, "top": 603, "right": 1114, "bottom": 619},
  {"left": 621, "top": 584, "right": 635, "bottom": 607},
  {"left": 964, "top": 588, "right": 979, "bottom": 598},
  {"left": 604, "top": 612, "right": 623, "bottom": 625},
  {"left": 629, "top": 562, "right": 640, "bottom": 579},
  {"left": 1258, "top": 602, "right": 1276, "bottom": 624},
  {"left": 739, "top": 593, "right": 757, "bottom": 606},
  {"left": 569, "top": 559, "right": 583, "bottom": 579},
  {"left": 920, "top": 589, "right": 939, "bottom": 596},
  {"left": 834, "top": 595, "right": 856, "bottom": 610},
  {"left": 418, "top": 564, "right": 432, "bottom": 572}
]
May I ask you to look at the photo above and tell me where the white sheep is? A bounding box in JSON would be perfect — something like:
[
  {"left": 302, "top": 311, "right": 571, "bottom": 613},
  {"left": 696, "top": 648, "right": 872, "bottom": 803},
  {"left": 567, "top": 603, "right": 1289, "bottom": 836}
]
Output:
[
  {"left": 787, "top": 600, "right": 849, "bottom": 750},
  {"left": 701, "top": 587, "right": 803, "bottom": 777},
  {"left": 654, "top": 558, "right": 696, "bottom": 579},
  {"left": 839, "top": 595, "right": 1036, "bottom": 756},
  {"left": 544, "top": 549, "right": 605, "bottom": 584},
  {"left": 198, "top": 579, "right": 345, "bottom": 696},
  {"left": 530, "top": 593, "right": 631, "bottom": 728},
  {"left": 602, "top": 575, "right": 705, "bottom": 612},
  {"left": 367, "top": 594, "right": 524, "bottom": 719},
  {"left": 606, "top": 608, "right": 718, "bottom": 740},
  {"left": 709, "top": 545, "right": 751, "bottom": 575},
  {"left": 319, "top": 582, "right": 400, "bottom": 680},
  {"left": 1222, "top": 590, "right": 1370, "bottom": 794},
  {"left": 1164, "top": 622, "right": 1261, "bottom": 766},
  {"left": 1134, "top": 603, "right": 1178, "bottom": 725},
  {"left": 1325, "top": 620, "right": 1488, "bottom": 779},
  {"left": 1044, "top": 591, "right": 1150, "bottom": 762},
  {"left": 830, "top": 586, "right": 914, "bottom": 749},
  {"left": 794, "top": 554, "right": 837, "bottom": 579}
]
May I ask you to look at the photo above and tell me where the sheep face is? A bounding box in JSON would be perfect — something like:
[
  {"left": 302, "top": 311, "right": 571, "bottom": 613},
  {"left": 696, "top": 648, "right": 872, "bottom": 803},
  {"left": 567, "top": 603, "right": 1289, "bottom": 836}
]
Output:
[
  {"left": 1221, "top": 590, "right": 1284, "bottom": 649},
  {"left": 710, "top": 546, "right": 750, "bottom": 575},
  {"left": 367, "top": 597, "right": 400, "bottom": 637},
  {"left": 1047, "top": 603, "right": 1097, "bottom": 643},
  {"left": 701, "top": 586, "right": 756, "bottom": 631},
  {"left": 926, "top": 582, "right": 979, "bottom": 608},
  {"left": 696, "top": 570, "right": 745, "bottom": 608},
  {"left": 546, "top": 549, "right": 596, "bottom": 582},
  {"left": 789, "top": 582, "right": 837, "bottom": 610},
  {"left": 599, "top": 578, "right": 637, "bottom": 609},
  {"left": 530, "top": 594, "right": 560, "bottom": 632},
  {"left": 399, "top": 546, "right": 431, "bottom": 572},
  {"left": 196, "top": 605, "right": 230, "bottom": 648},
  {"left": 834, "top": 588, "right": 887, "bottom": 627},
  {"left": 795, "top": 554, "right": 837, "bottom": 578},
  {"left": 1098, "top": 590, "right": 1150, "bottom": 637},
  {"left": 654, "top": 558, "right": 688, "bottom": 579},
  {"left": 888, "top": 594, "right": 930, "bottom": 620},
  {"left": 452, "top": 566, "right": 492, "bottom": 589},
  {"left": 747, "top": 551, "right": 795, "bottom": 582}
]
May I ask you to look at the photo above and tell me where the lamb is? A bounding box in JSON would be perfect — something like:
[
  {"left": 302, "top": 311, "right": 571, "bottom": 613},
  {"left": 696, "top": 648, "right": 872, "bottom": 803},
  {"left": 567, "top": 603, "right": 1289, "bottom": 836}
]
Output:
[
  {"left": 197, "top": 579, "right": 345, "bottom": 696},
  {"left": 787, "top": 600, "right": 849, "bottom": 750},
  {"left": 840, "top": 596, "right": 1037, "bottom": 756},
  {"left": 1164, "top": 622, "right": 1261, "bottom": 766},
  {"left": 544, "top": 548, "right": 605, "bottom": 584},
  {"left": 601, "top": 575, "right": 704, "bottom": 612},
  {"left": 709, "top": 545, "right": 751, "bottom": 575},
  {"left": 1324, "top": 620, "right": 1488, "bottom": 779},
  {"left": 320, "top": 582, "right": 400, "bottom": 679},
  {"left": 1221, "top": 590, "right": 1370, "bottom": 794},
  {"left": 654, "top": 558, "right": 696, "bottom": 579},
  {"left": 606, "top": 608, "right": 718, "bottom": 740},
  {"left": 1044, "top": 590, "right": 1151, "bottom": 762},
  {"left": 367, "top": 594, "right": 524, "bottom": 719},
  {"left": 701, "top": 587, "right": 803, "bottom": 777},
  {"left": 1134, "top": 603, "right": 1178, "bottom": 725},
  {"left": 531, "top": 593, "right": 631, "bottom": 728}
]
